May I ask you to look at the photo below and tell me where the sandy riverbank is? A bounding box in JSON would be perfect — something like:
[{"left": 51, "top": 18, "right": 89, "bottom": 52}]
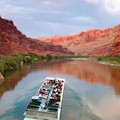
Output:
[{"left": 98, "top": 61, "right": 120, "bottom": 67}]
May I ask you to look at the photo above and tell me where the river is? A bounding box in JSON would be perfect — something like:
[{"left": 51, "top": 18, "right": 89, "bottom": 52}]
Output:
[{"left": 0, "top": 59, "right": 120, "bottom": 120}]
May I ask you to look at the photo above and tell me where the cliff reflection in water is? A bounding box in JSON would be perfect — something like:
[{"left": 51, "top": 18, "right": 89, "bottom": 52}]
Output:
[
  {"left": 44, "top": 59, "right": 120, "bottom": 95},
  {"left": 0, "top": 59, "right": 120, "bottom": 98},
  {"left": 0, "top": 66, "right": 31, "bottom": 98}
]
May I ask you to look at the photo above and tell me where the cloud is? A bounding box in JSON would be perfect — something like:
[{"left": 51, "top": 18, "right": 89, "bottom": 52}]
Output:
[
  {"left": 0, "top": 4, "right": 33, "bottom": 15},
  {"left": 85, "top": 0, "right": 120, "bottom": 14},
  {"left": 42, "top": 0, "right": 57, "bottom": 7},
  {"left": 86, "top": 0, "right": 102, "bottom": 4},
  {"left": 104, "top": 0, "right": 120, "bottom": 14},
  {"left": 42, "top": 0, "right": 53, "bottom": 5},
  {"left": 0, "top": 0, "right": 120, "bottom": 37},
  {"left": 71, "top": 16, "right": 95, "bottom": 23},
  {"left": 31, "top": 20, "right": 93, "bottom": 37}
]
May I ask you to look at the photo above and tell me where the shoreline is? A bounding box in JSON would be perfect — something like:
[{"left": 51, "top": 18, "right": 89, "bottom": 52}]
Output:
[
  {"left": 0, "top": 72, "right": 4, "bottom": 86},
  {"left": 97, "top": 56, "right": 120, "bottom": 67},
  {"left": 69, "top": 58, "right": 90, "bottom": 60},
  {"left": 98, "top": 61, "right": 120, "bottom": 67},
  {"left": 69, "top": 57, "right": 120, "bottom": 67},
  {"left": 68, "top": 57, "right": 120, "bottom": 67}
]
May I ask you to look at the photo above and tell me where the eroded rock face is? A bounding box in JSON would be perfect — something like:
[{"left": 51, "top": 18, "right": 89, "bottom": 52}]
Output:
[
  {"left": 37, "top": 25, "right": 120, "bottom": 56},
  {"left": 112, "top": 33, "right": 120, "bottom": 55},
  {"left": 0, "top": 17, "right": 73, "bottom": 56}
]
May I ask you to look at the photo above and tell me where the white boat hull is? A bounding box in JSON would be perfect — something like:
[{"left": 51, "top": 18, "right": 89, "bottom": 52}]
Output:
[{"left": 23, "top": 77, "right": 65, "bottom": 120}]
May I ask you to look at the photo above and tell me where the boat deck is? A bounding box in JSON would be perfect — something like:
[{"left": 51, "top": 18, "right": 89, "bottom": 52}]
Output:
[{"left": 24, "top": 77, "right": 65, "bottom": 120}]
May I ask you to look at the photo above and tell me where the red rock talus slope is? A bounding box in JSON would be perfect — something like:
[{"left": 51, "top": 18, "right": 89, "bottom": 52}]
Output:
[
  {"left": 0, "top": 17, "right": 73, "bottom": 56},
  {"left": 37, "top": 25, "right": 120, "bottom": 56}
]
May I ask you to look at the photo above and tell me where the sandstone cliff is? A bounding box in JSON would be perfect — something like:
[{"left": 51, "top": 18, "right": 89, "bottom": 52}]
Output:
[
  {"left": 0, "top": 17, "right": 73, "bottom": 56},
  {"left": 113, "top": 33, "right": 120, "bottom": 55},
  {"left": 37, "top": 25, "right": 120, "bottom": 56}
]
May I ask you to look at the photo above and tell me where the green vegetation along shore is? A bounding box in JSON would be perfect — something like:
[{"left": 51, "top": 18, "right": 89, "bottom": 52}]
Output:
[
  {"left": 3, "top": 52, "right": 119, "bottom": 77},
  {"left": 0, "top": 53, "right": 39, "bottom": 74},
  {"left": 0, "top": 53, "right": 65, "bottom": 74},
  {"left": 97, "top": 55, "right": 120, "bottom": 65}
]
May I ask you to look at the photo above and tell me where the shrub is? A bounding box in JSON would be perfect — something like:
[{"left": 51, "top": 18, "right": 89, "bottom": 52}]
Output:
[{"left": 47, "top": 54, "right": 53, "bottom": 60}]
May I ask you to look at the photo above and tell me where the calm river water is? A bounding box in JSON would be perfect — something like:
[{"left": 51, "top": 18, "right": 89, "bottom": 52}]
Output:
[{"left": 0, "top": 59, "right": 120, "bottom": 120}]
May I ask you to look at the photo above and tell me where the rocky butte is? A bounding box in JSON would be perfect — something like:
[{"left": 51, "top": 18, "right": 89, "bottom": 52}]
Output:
[
  {"left": 0, "top": 17, "right": 73, "bottom": 56},
  {"left": 37, "top": 25, "right": 120, "bottom": 56}
]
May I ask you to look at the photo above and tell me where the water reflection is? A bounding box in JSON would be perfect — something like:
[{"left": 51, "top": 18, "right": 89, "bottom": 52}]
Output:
[
  {"left": 0, "top": 59, "right": 120, "bottom": 120},
  {"left": 42, "top": 59, "right": 120, "bottom": 96},
  {"left": 0, "top": 66, "right": 31, "bottom": 98}
]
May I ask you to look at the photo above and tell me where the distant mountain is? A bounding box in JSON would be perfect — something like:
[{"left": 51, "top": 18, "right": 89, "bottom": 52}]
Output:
[
  {"left": 37, "top": 25, "right": 120, "bottom": 56},
  {"left": 0, "top": 17, "right": 73, "bottom": 56}
]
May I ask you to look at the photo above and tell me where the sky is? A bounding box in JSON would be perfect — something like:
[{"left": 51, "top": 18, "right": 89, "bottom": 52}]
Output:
[{"left": 0, "top": 0, "right": 120, "bottom": 38}]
